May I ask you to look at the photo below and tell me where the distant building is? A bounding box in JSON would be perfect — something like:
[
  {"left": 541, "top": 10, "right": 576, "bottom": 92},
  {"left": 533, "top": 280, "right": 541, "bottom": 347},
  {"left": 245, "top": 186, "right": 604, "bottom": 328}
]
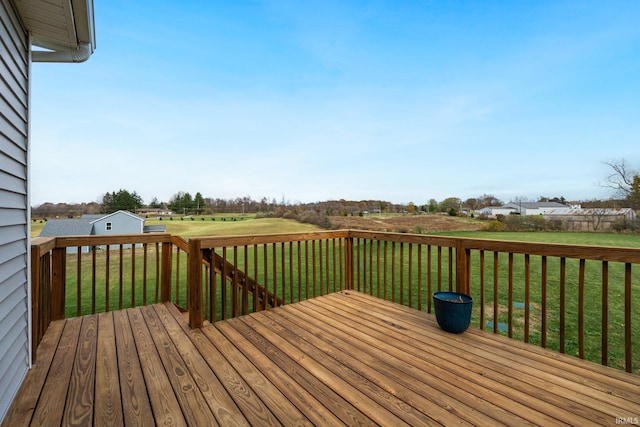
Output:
[
  {"left": 40, "top": 210, "right": 166, "bottom": 253},
  {"left": 502, "top": 202, "right": 572, "bottom": 216},
  {"left": 478, "top": 202, "right": 636, "bottom": 231},
  {"left": 477, "top": 205, "right": 518, "bottom": 217},
  {"left": 545, "top": 207, "right": 636, "bottom": 232},
  {"left": 478, "top": 202, "right": 571, "bottom": 217}
]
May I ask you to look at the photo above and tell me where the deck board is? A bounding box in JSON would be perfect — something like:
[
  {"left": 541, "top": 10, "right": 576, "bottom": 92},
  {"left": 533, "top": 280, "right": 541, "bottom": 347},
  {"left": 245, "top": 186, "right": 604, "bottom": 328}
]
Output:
[
  {"left": 63, "top": 315, "right": 98, "bottom": 426},
  {"left": 157, "top": 304, "right": 252, "bottom": 427},
  {"left": 112, "top": 309, "right": 154, "bottom": 427},
  {"left": 94, "top": 312, "right": 123, "bottom": 427},
  {"left": 127, "top": 306, "right": 187, "bottom": 427},
  {"left": 31, "top": 317, "right": 82, "bottom": 426},
  {"left": 3, "top": 291, "right": 639, "bottom": 426}
]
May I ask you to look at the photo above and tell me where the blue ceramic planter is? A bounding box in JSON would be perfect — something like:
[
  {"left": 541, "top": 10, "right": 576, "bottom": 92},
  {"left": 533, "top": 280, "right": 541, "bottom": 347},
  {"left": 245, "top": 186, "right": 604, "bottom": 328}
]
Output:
[{"left": 433, "top": 291, "right": 473, "bottom": 333}]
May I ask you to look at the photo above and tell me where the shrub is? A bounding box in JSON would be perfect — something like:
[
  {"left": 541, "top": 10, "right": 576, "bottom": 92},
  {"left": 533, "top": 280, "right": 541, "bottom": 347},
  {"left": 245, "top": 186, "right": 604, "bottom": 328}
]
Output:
[
  {"left": 298, "top": 210, "right": 331, "bottom": 228},
  {"left": 545, "top": 219, "right": 565, "bottom": 231},
  {"left": 483, "top": 220, "right": 504, "bottom": 231},
  {"left": 503, "top": 215, "right": 545, "bottom": 231},
  {"left": 282, "top": 211, "right": 297, "bottom": 220},
  {"left": 611, "top": 217, "right": 640, "bottom": 233}
]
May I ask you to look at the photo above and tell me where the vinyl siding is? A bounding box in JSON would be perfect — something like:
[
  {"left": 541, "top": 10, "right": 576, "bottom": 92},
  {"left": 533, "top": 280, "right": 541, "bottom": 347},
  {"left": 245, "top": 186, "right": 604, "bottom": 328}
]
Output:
[
  {"left": 0, "top": 0, "right": 29, "bottom": 421},
  {"left": 92, "top": 213, "right": 145, "bottom": 235}
]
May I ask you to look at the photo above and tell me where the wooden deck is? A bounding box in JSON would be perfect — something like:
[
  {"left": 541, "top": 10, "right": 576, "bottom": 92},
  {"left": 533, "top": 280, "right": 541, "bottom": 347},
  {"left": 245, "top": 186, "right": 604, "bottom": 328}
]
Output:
[{"left": 4, "top": 291, "right": 640, "bottom": 426}]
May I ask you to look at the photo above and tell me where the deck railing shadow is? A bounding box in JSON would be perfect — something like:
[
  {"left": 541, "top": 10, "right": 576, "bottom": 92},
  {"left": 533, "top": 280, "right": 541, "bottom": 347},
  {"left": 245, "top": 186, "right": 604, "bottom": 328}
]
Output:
[{"left": 32, "top": 230, "right": 639, "bottom": 374}]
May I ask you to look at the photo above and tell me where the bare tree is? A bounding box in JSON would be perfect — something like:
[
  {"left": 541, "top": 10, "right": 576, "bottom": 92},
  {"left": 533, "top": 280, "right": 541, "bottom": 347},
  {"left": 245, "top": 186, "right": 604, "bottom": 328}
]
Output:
[
  {"left": 603, "top": 159, "right": 640, "bottom": 210},
  {"left": 603, "top": 159, "right": 637, "bottom": 196},
  {"left": 581, "top": 208, "right": 607, "bottom": 231},
  {"left": 476, "top": 194, "right": 503, "bottom": 208}
]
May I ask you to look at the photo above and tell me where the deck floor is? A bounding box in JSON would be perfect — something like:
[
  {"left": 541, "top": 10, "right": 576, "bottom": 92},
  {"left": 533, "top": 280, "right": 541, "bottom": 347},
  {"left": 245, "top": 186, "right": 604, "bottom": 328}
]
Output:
[{"left": 4, "top": 291, "right": 640, "bottom": 426}]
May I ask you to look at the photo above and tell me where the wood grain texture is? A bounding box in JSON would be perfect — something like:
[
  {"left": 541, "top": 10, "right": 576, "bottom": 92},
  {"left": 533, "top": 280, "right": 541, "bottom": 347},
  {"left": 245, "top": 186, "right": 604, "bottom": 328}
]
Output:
[
  {"left": 112, "top": 310, "right": 154, "bottom": 427},
  {"left": 62, "top": 315, "right": 98, "bottom": 426},
  {"left": 94, "top": 312, "right": 123, "bottom": 426},
  {"left": 4, "top": 292, "right": 639, "bottom": 426}
]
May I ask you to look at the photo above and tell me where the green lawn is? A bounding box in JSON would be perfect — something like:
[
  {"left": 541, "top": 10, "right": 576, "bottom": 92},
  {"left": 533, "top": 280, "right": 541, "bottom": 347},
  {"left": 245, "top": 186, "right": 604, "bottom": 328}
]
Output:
[
  {"left": 31, "top": 214, "right": 322, "bottom": 239},
  {"left": 146, "top": 215, "right": 321, "bottom": 238},
  {"left": 432, "top": 230, "right": 640, "bottom": 248}
]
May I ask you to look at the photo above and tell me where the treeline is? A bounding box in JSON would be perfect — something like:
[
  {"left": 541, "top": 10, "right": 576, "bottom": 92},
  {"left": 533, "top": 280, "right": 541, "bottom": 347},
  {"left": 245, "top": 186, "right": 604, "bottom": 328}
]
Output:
[
  {"left": 32, "top": 202, "right": 102, "bottom": 218},
  {"left": 32, "top": 188, "right": 631, "bottom": 220}
]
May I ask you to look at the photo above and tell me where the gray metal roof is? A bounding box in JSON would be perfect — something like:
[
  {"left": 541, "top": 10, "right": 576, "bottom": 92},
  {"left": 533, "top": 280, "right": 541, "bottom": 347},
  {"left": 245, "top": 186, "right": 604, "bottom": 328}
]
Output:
[
  {"left": 40, "top": 211, "right": 149, "bottom": 237},
  {"left": 39, "top": 218, "right": 94, "bottom": 237},
  {"left": 143, "top": 225, "right": 167, "bottom": 233},
  {"left": 505, "top": 202, "right": 568, "bottom": 209}
]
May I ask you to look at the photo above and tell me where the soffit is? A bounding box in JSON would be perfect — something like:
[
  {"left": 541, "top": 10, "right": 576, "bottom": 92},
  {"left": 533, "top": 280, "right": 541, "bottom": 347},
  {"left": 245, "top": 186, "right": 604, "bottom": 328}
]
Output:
[{"left": 13, "top": 0, "right": 95, "bottom": 52}]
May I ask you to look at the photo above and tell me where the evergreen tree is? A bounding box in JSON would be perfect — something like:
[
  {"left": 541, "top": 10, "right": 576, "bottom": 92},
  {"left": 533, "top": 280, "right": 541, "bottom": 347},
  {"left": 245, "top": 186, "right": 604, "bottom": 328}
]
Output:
[{"left": 101, "top": 189, "right": 143, "bottom": 213}]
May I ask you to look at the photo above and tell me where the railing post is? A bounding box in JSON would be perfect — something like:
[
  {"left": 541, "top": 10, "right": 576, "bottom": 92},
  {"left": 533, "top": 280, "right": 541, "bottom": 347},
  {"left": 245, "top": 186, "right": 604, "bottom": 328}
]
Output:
[
  {"left": 345, "top": 236, "right": 354, "bottom": 290},
  {"left": 161, "top": 241, "right": 173, "bottom": 302},
  {"left": 455, "top": 240, "right": 471, "bottom": 295},
  {"left": 51, "top": 247, "right": 66, "bottom": 321},
  {"left": 30, "top": 244, "right": 41, "bottom": 364},
  {"left": 188, "top": 238, "right": 203, "bottom": 328}
]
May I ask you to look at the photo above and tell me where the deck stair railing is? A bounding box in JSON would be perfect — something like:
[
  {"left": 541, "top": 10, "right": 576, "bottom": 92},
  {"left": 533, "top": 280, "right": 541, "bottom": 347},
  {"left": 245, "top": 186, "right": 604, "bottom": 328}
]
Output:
[
  {"left": 206, "top": 250, "right": 284, "bottom": 315},
  {"left": 188, "top": 231, "right": 350, "bottom": 328}
]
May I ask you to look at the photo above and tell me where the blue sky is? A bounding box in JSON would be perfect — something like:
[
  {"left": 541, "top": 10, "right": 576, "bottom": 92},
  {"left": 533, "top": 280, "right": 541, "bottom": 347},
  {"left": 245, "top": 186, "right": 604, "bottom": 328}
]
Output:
[{"left": 30, "top": 1, "right": 640, "bottom": 206}]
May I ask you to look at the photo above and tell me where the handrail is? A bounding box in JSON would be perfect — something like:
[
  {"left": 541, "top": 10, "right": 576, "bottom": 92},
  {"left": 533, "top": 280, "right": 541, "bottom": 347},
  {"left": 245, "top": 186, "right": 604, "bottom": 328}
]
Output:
[{"left": 30, "top": 230, "right": 639, "bottom": 373}]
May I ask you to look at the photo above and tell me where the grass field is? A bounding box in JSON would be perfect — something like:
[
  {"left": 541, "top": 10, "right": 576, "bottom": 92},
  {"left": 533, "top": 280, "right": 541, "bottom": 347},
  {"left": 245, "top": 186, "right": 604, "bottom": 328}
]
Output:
[
  {"left": 147, "top": 216, "right": 321, "bottom": 238},
  {"left": 432, "top": 230, "right": 640, "bottom": 248},
  {"left": 30, "top": 214, "right": 322, "bottom": 239}
]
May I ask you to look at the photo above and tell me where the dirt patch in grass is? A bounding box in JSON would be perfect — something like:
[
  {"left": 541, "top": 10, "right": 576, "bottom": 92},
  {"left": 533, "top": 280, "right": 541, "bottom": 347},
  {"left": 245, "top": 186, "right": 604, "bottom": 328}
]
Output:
[
  {"left": 482, "top": 302, "right": 541, "bottom": 336},
  {"left": 328, "top": 214, "right": 483, "bottom": 233}
]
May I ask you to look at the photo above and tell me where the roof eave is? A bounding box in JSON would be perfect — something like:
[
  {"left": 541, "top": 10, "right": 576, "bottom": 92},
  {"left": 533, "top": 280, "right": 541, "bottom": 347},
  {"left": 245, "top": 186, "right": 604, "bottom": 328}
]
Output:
[{"left": 16, "top": 0, "right": 96, "bottom": 62}]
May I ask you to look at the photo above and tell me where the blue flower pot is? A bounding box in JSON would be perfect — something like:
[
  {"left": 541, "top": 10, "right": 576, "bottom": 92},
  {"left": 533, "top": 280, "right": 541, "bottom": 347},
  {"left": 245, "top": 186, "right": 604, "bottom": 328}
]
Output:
[{"left": 433, "top": 291, "right": 473, "bottom": 333}]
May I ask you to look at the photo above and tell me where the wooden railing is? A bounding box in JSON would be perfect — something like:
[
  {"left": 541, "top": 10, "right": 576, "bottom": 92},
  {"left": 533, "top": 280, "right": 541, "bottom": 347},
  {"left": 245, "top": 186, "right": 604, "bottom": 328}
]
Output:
[
  {"left": 29, "top": 233, "right": 189, "bottom": 362},
  {"left": 31, "top": 230, "right": 639, "bottom": 374},
  {"left": 187, "top": 231, "right": 351, "bottom": 328},
  {"left": 189, "top": 230, "right": 639, "bottom": 374}
]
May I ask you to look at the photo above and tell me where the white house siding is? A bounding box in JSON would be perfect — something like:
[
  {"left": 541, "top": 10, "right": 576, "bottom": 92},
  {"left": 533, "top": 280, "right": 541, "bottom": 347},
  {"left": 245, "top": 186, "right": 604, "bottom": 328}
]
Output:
[{"left": 0, "top": 0, "right": 30, "bottom": 421}]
